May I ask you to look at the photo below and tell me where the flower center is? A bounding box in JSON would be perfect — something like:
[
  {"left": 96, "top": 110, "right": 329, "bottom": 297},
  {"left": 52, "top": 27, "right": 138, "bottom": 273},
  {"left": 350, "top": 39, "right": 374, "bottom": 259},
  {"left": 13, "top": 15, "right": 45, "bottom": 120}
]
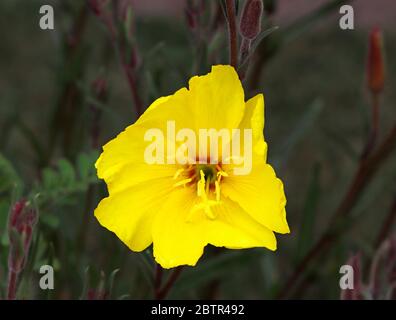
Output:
[
  {"left": 195, "top": 164, "right": 216, "bottom": 184},
  {"left": 172, "top": 163, "right": 228, "bottom": 219}
]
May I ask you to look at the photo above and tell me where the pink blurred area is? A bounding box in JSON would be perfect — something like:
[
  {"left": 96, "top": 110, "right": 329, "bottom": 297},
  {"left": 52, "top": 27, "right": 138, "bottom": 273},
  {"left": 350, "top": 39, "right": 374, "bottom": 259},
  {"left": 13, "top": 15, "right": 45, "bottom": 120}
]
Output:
[{"left": 130, "top": 0, "right": 395, "bottom": 29}]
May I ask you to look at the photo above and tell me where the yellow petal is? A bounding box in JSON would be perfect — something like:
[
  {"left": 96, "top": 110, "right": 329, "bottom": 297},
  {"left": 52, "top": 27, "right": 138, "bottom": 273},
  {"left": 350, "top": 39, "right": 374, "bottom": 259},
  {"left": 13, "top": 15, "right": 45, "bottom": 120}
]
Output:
[
  {"left": 222, "top": 156, "right": 289, "bottom": 234},
  {"left": 152, "top": 188, "right": 206, "bottom": 269},
  {"left": 94, "top": 177, "right": 174, "bottom": 252},
  {"left": 205, "top": 197, "right": 277, "bottom": 250},
  {"left": 95, "top": 125, "right": 151, "bottom": 180},
  {"left": 96, "top": 123, "right": 177, "bottom": 195},
  {"left": 238, "top": 93, "right": 268, "bottom": 158},
  {"left": 134, "top": 87, "right": 196, "bottom": 133},
  {"left": 96, "top": 92, "right": 175, "bottom": 182},
  {"left": 187, "top": 65, "right": 245, "bottom": 131},
  {"left": 135, "top": 65, "right": 245, "bottom": 134},
  {"left": 152, "top": 187, "right": 277, "bottom": 269}
]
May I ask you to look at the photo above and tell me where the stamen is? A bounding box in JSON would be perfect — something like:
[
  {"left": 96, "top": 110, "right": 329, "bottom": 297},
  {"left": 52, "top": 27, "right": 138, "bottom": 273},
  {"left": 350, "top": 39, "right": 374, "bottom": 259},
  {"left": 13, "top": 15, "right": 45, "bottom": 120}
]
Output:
[
  {"left": 217, "top": 170, "right": 228, "bottom": 178},
  {"left": 197, "top": 170, "right": 205, "bottom": 197},
  {"left": 183, "top": 164, "right": 227, "bottom": 220},
  {"left": 196, "top": 170, "right": 217, "bottom": 219},
  {"left": 191, "top": 201, "right": 217, "bottom": 219},
  {"left": 173, "top": 168, "right": 185, "bottom": 180},
  {"left": 173, "top": 178, "right": 192, "bottom": 187},
  {"left": 215, "top": 180, "right": 221, "bottom": 202}
]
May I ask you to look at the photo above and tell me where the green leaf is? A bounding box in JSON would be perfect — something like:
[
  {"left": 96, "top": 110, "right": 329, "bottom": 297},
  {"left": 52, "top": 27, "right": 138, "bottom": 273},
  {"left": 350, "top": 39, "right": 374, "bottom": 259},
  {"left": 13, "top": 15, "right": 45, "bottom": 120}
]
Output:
[
  {"left": 77, "top": 151, "right": 98, "bottom": 181},
  {"left": 42, "top": 168, "right": 58, "bottom": 191},
  {"left": 0, "top": 153, "right": 23, "bottom": 195},
  {"left": 40, "top": 213, "right": 60, "bottom": 229},
  {"left": 1, "top": 224, "right": 9, "bottom": 246},
  {"left": 0, "top": 200, "right": 9, "bottom": 232},
  {"left": 58, "top": 159, "right": 76, "bottom": 187},
  {"left": 108, "top": 268, "right": 120, "bottom": 298},
  {"left": 33, "top": 152, "right": 99, "bottom": 206}
]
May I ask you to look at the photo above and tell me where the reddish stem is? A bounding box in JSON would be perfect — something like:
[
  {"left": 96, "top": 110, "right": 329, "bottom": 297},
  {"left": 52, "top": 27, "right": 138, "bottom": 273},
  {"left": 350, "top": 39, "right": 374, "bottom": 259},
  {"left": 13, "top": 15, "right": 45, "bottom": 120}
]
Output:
[
  {"left": 122, "top": 61, "right": 143, "bottom": 116},
  {"left": 7, "top": 270, "right": 19, "bottom": 300},
  {"left": 90, "top": 3, "right": 143, "bottom": 116},
  {"left": 154, "top": 264, "right": 163, "bottom": 298},
  {"left": 155, "top": 267, "right": 183, "bottom": 300},
  {"left": 375, "top": 196, "right": 396, "bottom": 248},
  {"left": 362, "top": 93, "right": 380, "bottom": 159}
]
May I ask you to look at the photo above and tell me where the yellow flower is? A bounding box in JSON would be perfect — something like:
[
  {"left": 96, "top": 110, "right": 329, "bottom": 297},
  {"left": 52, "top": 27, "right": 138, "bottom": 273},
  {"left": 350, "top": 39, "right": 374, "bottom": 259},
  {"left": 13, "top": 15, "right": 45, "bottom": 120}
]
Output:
[{"left": 94, "top": 65, "right": 289, "bottom": 269}]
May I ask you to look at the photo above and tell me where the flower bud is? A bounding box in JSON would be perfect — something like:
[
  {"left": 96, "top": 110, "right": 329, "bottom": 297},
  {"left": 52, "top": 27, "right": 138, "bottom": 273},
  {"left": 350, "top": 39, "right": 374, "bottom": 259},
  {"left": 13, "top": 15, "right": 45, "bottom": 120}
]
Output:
[
  {"left": 367, "top": 27, "right": 385, "bottom": 94},
  {"left": 8, "top": 200, "right": 37, "bottom": 273},
  {"left": 239, "top": 0, "right": 263, "bottom": 40}
]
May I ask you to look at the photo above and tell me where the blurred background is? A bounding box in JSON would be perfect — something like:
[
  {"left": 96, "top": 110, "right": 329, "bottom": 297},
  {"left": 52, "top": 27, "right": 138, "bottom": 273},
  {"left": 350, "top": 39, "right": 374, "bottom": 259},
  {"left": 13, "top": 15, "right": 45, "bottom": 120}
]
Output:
[{"left": 0, "top": 0, "right": 395, "bottom": 299}]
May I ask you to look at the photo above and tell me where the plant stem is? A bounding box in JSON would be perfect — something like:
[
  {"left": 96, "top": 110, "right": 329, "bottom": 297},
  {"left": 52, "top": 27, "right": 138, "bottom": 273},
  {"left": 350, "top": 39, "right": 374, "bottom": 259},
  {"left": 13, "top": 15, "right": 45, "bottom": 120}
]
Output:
[
  {"left": 121, "top": 59, "right": 143, "bottom": 116},
  {"left": 225, "top": 0, "right": 238, "bottom": 69},
  {"left": 7, "top": 270, "right": 19, "bottom": 300},
  {"left": 97, "top": 6, "right": 143, "bottom": 116},
  {"left": 375, "top": 196, "right": 396, "bottom": 247},
  {"left": 362, "top": 93, "right": 380, "bottom": 159},
  {"left": 154, "top": 263, "right": 163, "bottom": 298},
  {"left": 76, "top": 184, "right": 95, "bottom": 256},
  {"left": 276, "top": 123, "right": 396, "bottom": 299},
  {"left": 155, "top": 267, "right": 183, "bottom": 300},
  {"left": 238, "top": 38, "right": 251, "bottom": 80}
]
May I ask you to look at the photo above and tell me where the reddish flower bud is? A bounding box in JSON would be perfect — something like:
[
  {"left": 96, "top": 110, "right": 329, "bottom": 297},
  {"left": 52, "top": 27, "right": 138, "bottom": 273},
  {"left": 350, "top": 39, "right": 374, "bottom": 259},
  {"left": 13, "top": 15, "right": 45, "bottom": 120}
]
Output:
[
  {"left": 239, "top": 0, "right": 263, "bottom": 40},
  {"left": 367, "top": 27, "right": 385, "bottom": 94},
  {"left": 8, "top": 199, "right": 37, "bottom": 273},
  {"left": 9, "top": 199, "right": 26, "bottom": 229}
]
